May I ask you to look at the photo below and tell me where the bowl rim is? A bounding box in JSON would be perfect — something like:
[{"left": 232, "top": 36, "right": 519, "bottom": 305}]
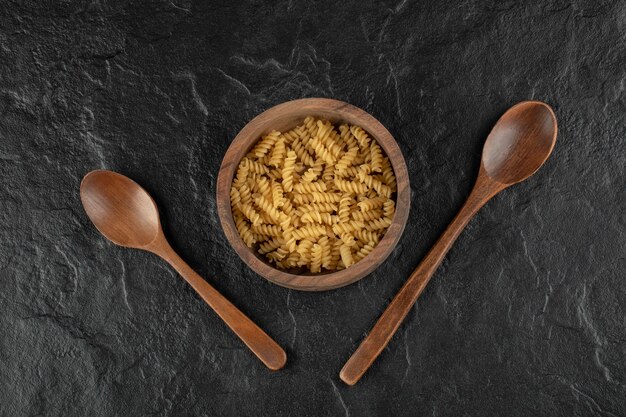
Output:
[{"left": 216, "top": 98, "right": 411, "bottom": 291}]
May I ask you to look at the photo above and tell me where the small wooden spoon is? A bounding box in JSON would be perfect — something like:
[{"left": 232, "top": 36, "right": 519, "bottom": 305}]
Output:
[
  {"left": 80, "top": 170, "right": 287, "bottom": 370},
  {"left": 340, "top": 101, "right": 558, "bottom": 385}
]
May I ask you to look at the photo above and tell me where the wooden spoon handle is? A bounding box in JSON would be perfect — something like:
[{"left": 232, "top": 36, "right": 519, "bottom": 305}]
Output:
[
  {"left": 154, "top": 240, "right": 287, "bottom": 371},
  {"left": 340, "top": 184, "right": 497, "bottom": 385}
]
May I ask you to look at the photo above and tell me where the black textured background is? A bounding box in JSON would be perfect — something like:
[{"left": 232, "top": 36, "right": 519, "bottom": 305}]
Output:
[{"left": 1, "top": 1, "right": 625, "bottom": 416}]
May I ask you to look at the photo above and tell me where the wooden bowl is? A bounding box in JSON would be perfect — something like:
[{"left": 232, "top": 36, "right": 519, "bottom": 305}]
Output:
[{"left": 216, "top": 98, "right": 410, "bottom": 291}]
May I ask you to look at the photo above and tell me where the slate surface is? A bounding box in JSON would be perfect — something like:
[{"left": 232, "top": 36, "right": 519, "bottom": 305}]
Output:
[{"left": 1, "top": 1, "right": 625, "bottom": 416}]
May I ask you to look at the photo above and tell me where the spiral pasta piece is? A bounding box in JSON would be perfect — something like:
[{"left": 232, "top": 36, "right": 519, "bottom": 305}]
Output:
[
  {"left": 235, "top": 215, "right": 256, "bottom": 247},
  {"left": 276, "top": 251, "right": 300, "bottom": 269},
  {"left": 281, "top": 150, "right": 297, "bottom": 192},
  {"left": 252, "top": 224, "right": 282, "bottom": 237},
  {"left": 381, "top": 157, "right": 397, "bottom": 191},
  {"left": 322, "top": 163, "right": 335, "bottom": 187},
  {"left": 350, "top": 126, "right": 371, "bottom": 149},
  {"left": 318, "top": 236, "right": 332, "bottom": 269},
  {"left": 311, "top": 192, "right": 342, "bottom": 203},
  {"left": 240, "top": 203, "right": 261, "bottom": 226},
  {"left": 233, "top": 162, "right": 249, "bottom": 188},
  {"left": 338, "top": 195, "right": 354, "bottom": 223},
  {"left": 332, "top": 221, "right": 365, "bottom": 235},
  {"left": 243, "top": 157, "right": 270, "bottom": 175},
  {"left": 310, "top": 243, "right": 323, "bottom": 273},
  {"left": 301, "top": 159, "right": 324, "bottom": 182},
  {"left": 292, "top": 224, "right": 327, "bottom": 240},
  {"left": 366, "top": 217, "right": 392, "bottom": 231},
  {"left": 258, "top": 237, "right": 283, "bottom": 254},
  {"left": 357, "top": 170, "right": 392, "bottom": 198},
  {"left": 335, "top": 178, "right": 368, "bottom": 194},
  {"left": 282, "top": 129, "right": 299, "bottom": 144},
  {"left": 296, "top": 239, "right": 315, "bottom": 266},
  {"left": 383, "top": 200, "right": 395, "bottom": 219},
  {"left": 357, "top": 163, "right": 372, "bottom": 175},
  {"left": 354, "top": 242, "right": 376, "bottom": 262},
  {"left": 267, "top": 246, "right": 289, "bottom": 262},
  {"left": 355, "top": 229, "right": 381, "bottom": 244},
  {"left": 283, "top": 226, "right": 297, "bottom": 252},
  {"left": 340, "top": 233, "right": 357, "bottom": 247},
  {"left": 230, "top": 187, "right": 242, "bottom": 212},
  {"left": 270, "top": 181, "right": 285, "bottom": 207},
  {"left": 370, "top": 141, "right": 383, "bottom": 172},
  {"left": 357, "top": 196, "right": 387, "bottom": 212},
  {"left": 251, "top": 131, "right": 280, "bottom": 158},
  {"left": 339, "top": 124, "right": 358, "bottom": 149},
  {"left": 291, "top": 193, "right": 314, "bottom": 205},
  {"left": 253, "top": 176, "right": 271, "bottom": 200},
  {"left": 307, "top": 135, "right": 336, "bottom": 165},
  {"left": 352, "top": 209, "right": 384, "bottom": 222},
  {"left": 254, "top": 194, "right": 282, "bottom": 222},
  {"left": 281, "top": 197, "right": 295, "bottom": 215},
  {"left": 253, "top": 232, "right": 269, "bottom": 243},
  {"left": 316, "top": 120, "right": 343, "bottom": 159},
  {"left": 290, "top": 137, "right": 315, "bottom": 166},
  {"left": 303, "top": 116, "right": 319, "bottom": 139},
  {"left": 339, "top": 245, "right": 354, "bottom": 268},
  {"left": 299, "top": 202, "right": 338, "bottom": 213},
  {"left": 335, "top": 166, "right": 361, "bottom": 178},
  {"left": 335, "top": 146, "right": 358, "bottom": 173},
  {"left": 293, "top": 181, "right": 327, "bottom": 193},
  {"left": 268, "top": 137, "right": 286, "bottom": 168}
]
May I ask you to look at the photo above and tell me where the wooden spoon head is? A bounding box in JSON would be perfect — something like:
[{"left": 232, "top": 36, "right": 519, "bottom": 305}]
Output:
[
  {"left": 80, "top": 170, "right": 161, "bottom": 249},
  {"left": 481, "top": 101, "right": 557, "bottom": 186}
]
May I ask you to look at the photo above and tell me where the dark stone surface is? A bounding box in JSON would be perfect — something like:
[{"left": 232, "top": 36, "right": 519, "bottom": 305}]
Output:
[{"left": 1, "top": 0, "right": 625, "bottom": 415}]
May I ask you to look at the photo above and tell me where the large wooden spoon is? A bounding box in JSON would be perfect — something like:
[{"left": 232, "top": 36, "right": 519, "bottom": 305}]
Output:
[
  {"left": 340, "top": 101, "right": 558, "bottom": 385},
  {"left": 80, "top": 170, "right": 287, "bottom": 370}
]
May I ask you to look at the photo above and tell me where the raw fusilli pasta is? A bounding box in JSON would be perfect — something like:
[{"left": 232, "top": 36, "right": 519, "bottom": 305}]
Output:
[{"left": 230, "top": 116, "right": 397, "bottom": 272}]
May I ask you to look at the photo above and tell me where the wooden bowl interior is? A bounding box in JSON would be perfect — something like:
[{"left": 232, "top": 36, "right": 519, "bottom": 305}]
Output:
[{"left": 216, "top": 98, "right": 410, "bottom": 291}]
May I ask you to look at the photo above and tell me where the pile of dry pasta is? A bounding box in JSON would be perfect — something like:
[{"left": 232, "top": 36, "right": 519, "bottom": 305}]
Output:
[{"left": 230, "top": 116, "right": 396, "bottom": 272}]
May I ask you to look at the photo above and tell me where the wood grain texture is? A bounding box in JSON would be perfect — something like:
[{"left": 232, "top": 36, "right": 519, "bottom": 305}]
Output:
[
  {"left": 80, "top": 170, "right": 287, "bottom": 371},
  {"left": 216, "top": 98, "right": 411, "bottom": 291},
  {"left": 340, "top": 101, "right": 558, "bottom": 385}
]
